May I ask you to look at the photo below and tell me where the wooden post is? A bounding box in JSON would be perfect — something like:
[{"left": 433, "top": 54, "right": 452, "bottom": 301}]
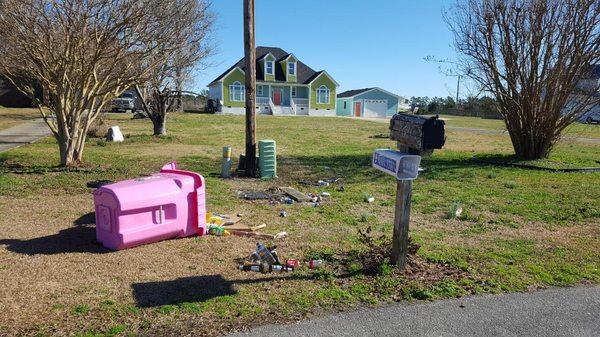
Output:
[
  {"left": 391, "top": 179, "right": 412, "bottom": 269},
  {"left": 243, "top": 0, "right": 257, "bottom": 177},
  {"left": 391, "top": 144, "right": 413, "bottom": 269}
]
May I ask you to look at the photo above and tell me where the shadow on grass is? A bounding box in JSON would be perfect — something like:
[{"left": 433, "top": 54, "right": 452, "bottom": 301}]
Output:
[
  {"left": 282, "top": 153, "right": 489, "bottom": 183},
  {"left": 131, "top": 274, "right": 320, "bottom": 308},
  {"left": 132, "top": 275, "right": 237, "bottom": 307},
  {"left": 0, "top": 212, "right": 109, "bottom": 255}
]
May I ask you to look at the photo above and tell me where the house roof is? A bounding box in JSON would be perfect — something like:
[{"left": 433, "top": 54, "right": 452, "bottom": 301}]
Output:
[
  {"left": 337, "top": 87, "right": 400, "bottom": 99},
  {"left": 337, "top": 88, "right": 374, "bottom": 98},
  {"left": 208, "top": 46, "right": 325, "bottom": 86}
]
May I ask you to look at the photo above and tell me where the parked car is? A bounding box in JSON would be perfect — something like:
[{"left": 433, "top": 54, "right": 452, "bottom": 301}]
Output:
[
  {"left": 583, "top": 110, "right": 600, "bottom": 124},
  {"left": 111, "top": 92, "right": 136, "bottom": 113}
]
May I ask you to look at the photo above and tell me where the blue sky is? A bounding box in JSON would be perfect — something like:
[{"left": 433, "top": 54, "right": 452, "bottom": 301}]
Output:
[{"left": 194, "top": 0, "right": 457, "bottom": 98}]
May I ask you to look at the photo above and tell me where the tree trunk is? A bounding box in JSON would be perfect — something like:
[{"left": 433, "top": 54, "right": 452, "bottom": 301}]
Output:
[
  {"left": 57, "top": 130, "right": 86, "bottom": 167},
  {"left": 152, "top": 114, "right": 167, "bottom": 136}
]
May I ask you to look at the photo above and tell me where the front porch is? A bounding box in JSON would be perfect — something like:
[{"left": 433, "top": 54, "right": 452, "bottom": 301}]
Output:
[{"left": 256, "top": 84, "right": 309, "bottom": 115}]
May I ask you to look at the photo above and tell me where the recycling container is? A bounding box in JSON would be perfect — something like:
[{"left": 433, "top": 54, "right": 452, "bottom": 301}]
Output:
[
  {"left": 93, "top": 162, "right": 206, "bottom": 250},
  {"left": 258, "top": 139, "right": 277, "bottom": 179}
]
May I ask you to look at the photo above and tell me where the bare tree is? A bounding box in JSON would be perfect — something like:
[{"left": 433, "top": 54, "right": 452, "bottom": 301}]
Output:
[
  {"left": 0, "top": 0, "right": 189, "bottom": 166},
  {"left": 446, "top": 0, "right": 600, "bottom": 159},
  {"left": 135, "top": 0, "right": 215, "bottom": 136}
]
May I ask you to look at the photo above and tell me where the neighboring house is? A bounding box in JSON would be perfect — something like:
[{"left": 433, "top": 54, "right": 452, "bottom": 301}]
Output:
[
  {"left": 0, "top": 75, "right": 41, "bottom": 108},
  {"left": 207, "top": 46, "right": 339, "bottom": 116},
  {"left": 574, "top": 64, "right": 600, "bottom": 123},
  {"left": 336, "top": 87, "right": 399, "bottom": 118}
]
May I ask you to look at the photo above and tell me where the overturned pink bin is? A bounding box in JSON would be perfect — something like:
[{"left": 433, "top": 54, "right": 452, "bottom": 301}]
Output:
[{"left": 93, "top": 162, "right": 206, "bottom": 250}]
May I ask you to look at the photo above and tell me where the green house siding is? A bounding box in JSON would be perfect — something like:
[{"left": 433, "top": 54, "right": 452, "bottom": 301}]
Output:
[
  {"left": 310, "top": 74, "right": 336, "bottom": 110},
  {"left": 264, "top": 54, "right": 275, "bottom": 82},
  {"left": 222, "top": 68, "right": 245, "bottom": 108}
]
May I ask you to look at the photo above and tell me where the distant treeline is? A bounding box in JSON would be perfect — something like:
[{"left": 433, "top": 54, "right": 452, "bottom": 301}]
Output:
[{"left": 408, "top": 96, "right": 501, "bottom": 119}]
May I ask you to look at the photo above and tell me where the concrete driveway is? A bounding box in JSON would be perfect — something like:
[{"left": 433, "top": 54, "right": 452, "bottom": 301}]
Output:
[
  {"left": 0, "top": 119, "right": 52, "bottom": 153},
  {"left": 227, "top": 286, "right": 600, "bottom": 337}
]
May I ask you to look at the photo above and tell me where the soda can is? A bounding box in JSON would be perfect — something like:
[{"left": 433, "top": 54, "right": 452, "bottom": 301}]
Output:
[
  {"left": 307, "top": 259, "right": 323, "bottom": 269},
  {"left": 286, "top": 259, "right": 300, "bottom": 268}
]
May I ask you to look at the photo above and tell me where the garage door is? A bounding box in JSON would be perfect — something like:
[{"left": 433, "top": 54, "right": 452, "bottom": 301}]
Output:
[{"left": 363, "top": 99, "right": 387, "bottom": 118}]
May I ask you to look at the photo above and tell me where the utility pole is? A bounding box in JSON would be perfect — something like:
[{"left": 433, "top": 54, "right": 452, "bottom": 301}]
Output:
[
  {"left": 243, "top": 0, "right": 257, "bottom": 177},
  {"left": 456, "top": 74, "right": 461, "bottom": 107}
]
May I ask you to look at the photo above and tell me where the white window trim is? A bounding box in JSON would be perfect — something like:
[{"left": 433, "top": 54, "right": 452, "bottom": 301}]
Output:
[
  {"left": 316, "top": 85, "right": 330, "bottom": 104},
  {"left": 291, "top": 86, "right": 297, "bottom": 97},
  {"left": 265, "top": 61, "right": 274, "bottom": 75},
  {"left": 288, "top": 62, "right": 296, "bottom": 76},
  {"left": 229, "top": 81, "right": 245, "bottom": 102}
]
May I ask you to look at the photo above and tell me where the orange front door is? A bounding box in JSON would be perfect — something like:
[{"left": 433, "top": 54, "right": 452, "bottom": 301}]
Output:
[
  {"left": 273, "top": 90, "right": 281, "bottom": 105},
  {"left": 354, "top": 102, "right": 361, "bottom": 117}
]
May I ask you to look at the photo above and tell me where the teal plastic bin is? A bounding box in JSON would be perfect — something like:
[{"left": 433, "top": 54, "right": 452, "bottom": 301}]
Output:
[{"left": 258, "top": 140, "right": 277, "bottom": 179}]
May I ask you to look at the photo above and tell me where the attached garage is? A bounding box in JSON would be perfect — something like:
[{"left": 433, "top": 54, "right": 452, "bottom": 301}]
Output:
[{"left": 336, "top": 87, "right": 399, "bottom": 118}]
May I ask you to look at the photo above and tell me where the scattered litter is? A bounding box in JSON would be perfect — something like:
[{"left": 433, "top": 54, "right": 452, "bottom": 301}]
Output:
[
  {"left": 269, "top": 200, "right": 281, "bottom": 206},
  {"left": 285, "top": 259, "right": 300, "bottom": 268},
  {"left": 239, "top": 243, "right": 293, "bottom": 273},
  {"left": 207, "top": 224, "right": 230, "bottom": 236},
  {"left": 307, "top": 259, "right": 323, "bottom": 269},
  {"left": 370, "top": 133, "right": 389, "bottom": 139},
  {"left": 273, "top": 231, "right": 288, "bottom": 240},
  {"left": 312, "top": 202, "right": 320, "bottom": 207},
  {"left": 279, "top": 210, "right": 287, "bottom": 217},
  {"left": 237, "top": 213, "right": 243, "bottom": 217},
  {"left": 364, "top": 195, "right": 375, "bottom": 203},
  {"left": 282, "top": 197, "right": 294, "bottom": 204},
  {"left": 317, "top": 180, "right": 330, "bottom": 187},
  {"left": 238, "top": 191, "right": 272, "bottom": 200},
  {"left": 280, "top": 186, "right": 312, "bottom": 202},
  {"left": 300, "top": 178, "right": 340, "bottom": 186},
  {"left": 223, "top": 222, "right": 265, "bottom": 232},
  {"left": 337, "top": 185, "right": 345, "bottom": 192},
  {"left": 320, "top": 192, "right": 331, "bottom": 198},
  {"left": 323, "top": 166, "right": 331, "bottom": 170}
]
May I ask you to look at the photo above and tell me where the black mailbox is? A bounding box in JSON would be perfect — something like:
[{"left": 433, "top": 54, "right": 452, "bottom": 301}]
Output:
[{"left": 389, "top": 114, "right": 445, "bottom": 151}]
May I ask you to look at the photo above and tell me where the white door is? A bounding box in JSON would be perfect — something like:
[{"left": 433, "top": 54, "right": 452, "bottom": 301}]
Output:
[{"left": 363, "top": 99, "right": 387, "bottom": 118}]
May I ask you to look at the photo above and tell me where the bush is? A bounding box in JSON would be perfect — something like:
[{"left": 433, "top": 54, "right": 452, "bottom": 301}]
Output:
[{"left": 87, "top": 114, "right": 109, "bottom": 138}]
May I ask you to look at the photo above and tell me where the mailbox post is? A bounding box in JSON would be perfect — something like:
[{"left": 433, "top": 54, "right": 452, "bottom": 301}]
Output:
[{"left": 373, "top": 114, "right": 445, "bottom": 269}]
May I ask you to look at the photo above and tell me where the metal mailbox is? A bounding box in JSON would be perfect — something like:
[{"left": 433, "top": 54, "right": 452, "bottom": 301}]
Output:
[
  {"left": 372, "top": 149, "right": 422, "bottom": 180},
  {"left": 389, "top": 114, "right": 445, "bottom": 152}
]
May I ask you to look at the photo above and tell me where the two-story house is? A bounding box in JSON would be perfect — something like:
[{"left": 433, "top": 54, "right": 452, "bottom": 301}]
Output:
[{"left": 207, "top": 47, "right": 338, "bottom": 116}]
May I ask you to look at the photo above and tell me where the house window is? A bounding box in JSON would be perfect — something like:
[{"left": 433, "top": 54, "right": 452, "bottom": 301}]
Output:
[
  {"left": 266, "top": 61, "right": 274, "bottom": 75},
  {"left": 343, "top": 101, "right": 347, "bottom": 109},
  {"left": 288, "top": 62, "right": 296, "bottom": 76},
  {"left": 316, "top": 85, "right": 330, "bottom": 104},
  {"left": 257, "top": 85, "right": 263, "bottom": 96},
  {"left": 291, "top": 87, "right": 297, "bottom": 97},
  {"left": 229, "top": 81, "right": 245, "bottom": 102}
]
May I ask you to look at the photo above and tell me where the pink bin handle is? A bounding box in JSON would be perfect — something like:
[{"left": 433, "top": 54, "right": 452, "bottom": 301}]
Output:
[{"left": 160, "top": 163, "right": 204, "bottom": 236}]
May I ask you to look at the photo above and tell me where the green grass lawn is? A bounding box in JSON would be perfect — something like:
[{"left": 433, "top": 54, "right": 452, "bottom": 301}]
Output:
[
  {"left": 0, "top": 107, "right": 41, "bottom": 130},
  {"left": 0, "top": 111, "right": 598, "bottom": 336}
]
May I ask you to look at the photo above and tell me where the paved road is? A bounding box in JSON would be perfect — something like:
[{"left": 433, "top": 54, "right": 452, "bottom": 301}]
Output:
[
  {"left": 358, "top": 117, "right": 600, "bottom": 145},
  {"left": 0, "top": 119, "right": 52, "bottom": 153},
  {"left": 227, "top": 286, "right": 600, "bottom": 337}
]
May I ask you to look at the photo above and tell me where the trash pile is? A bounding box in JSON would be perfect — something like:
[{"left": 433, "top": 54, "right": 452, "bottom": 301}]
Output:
[
  {"left": 205, "top": 212, "right": 288, "bottom": 240},
  {"left": 238, "top": 182, "right": 340, "bottom": 209},
  {"left": 239, "top": 242, "right": 323, "bottom": 273}
]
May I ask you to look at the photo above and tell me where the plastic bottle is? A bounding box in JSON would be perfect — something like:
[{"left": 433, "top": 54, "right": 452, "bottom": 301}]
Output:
[{"left": 307, "top": 259, "right": 323, "bottom": 269}]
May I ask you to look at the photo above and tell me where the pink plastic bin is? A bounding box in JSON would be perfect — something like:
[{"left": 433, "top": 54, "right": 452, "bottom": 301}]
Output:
[{"left": 93, "top": 162, "right": 206, "bottom": 250}]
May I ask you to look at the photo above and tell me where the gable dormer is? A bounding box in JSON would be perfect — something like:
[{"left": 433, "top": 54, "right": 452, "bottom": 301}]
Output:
[
  {"left": 279, "top": 54, "right": 298, "bottom": 83},
  {"left": 261, "top": 52, "right": 276, "bottom": 82}
]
